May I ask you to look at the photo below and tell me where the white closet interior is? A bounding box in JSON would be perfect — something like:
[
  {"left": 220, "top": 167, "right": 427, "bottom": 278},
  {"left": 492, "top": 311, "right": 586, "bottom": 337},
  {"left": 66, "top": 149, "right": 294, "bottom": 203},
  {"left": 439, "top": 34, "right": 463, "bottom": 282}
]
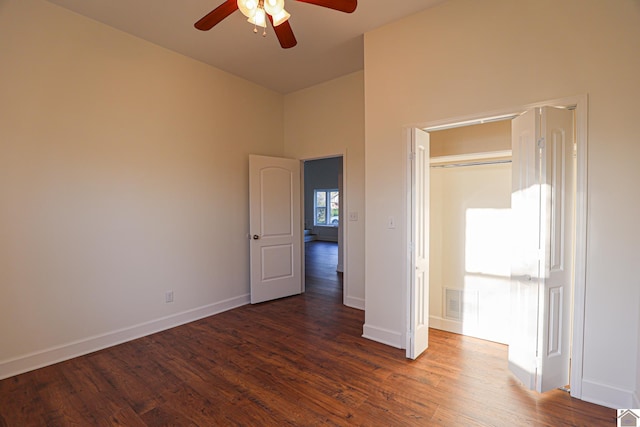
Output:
[{"left": 428, "top": 120, "right": 513, "bottom": 344}]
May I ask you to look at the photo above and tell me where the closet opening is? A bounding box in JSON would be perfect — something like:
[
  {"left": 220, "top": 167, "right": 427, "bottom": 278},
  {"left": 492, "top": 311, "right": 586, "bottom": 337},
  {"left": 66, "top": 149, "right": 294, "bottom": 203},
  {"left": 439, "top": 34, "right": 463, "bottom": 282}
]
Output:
[
  {"left": 408, "top": 100, "right": 584, "bottom": 395},
  {"left": 428, "top": 120, "right": 514, "bottom": 345}
]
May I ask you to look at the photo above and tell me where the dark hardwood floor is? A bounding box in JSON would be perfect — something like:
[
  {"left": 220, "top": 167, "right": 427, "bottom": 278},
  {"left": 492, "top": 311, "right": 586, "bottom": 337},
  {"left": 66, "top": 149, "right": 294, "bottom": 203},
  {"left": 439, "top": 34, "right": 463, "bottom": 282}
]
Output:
[
  {"left": 0, "top": 241, "right": 614, "bottom": 426},
  {"left": 304, "top": 240, "right": 343, "bottom": 302}
]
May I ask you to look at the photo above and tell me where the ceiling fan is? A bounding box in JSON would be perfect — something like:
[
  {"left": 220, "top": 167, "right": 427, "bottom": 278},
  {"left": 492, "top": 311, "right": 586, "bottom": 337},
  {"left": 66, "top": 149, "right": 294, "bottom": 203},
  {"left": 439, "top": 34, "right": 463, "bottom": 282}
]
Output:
[{"left": 194, "top": 0, "right": 357, "bottom": 49}]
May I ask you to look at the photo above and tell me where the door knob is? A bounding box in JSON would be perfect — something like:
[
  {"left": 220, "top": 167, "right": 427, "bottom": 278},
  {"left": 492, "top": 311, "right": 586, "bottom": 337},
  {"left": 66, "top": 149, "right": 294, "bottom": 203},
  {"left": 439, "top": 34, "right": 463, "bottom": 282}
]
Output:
[{"left": 253, "top": 235, "right": 260, "bottom": 240}]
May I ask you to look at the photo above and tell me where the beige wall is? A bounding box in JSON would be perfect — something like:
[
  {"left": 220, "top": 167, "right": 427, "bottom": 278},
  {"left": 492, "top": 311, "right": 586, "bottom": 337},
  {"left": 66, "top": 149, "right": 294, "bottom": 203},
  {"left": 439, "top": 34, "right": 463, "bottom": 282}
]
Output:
[
  {"left": 0, "top": 0, "right": 284, "bottom": 376},
  {"left": 430, "top": 120, "right": 511, "bottom": 157},
  {"left": 364, "top": 0, "right": 640, "bottom": 408},
  {"left": 284, "top": 71, "right": 365, "bottom": 309}
]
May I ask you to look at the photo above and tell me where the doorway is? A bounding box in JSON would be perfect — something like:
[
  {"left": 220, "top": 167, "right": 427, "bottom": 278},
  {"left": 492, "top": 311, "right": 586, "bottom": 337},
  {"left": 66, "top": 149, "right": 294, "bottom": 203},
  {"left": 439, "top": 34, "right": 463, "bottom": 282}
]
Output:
[
  {"left": 302, "top": 157, "right": 344, "bottom": 300},
  {"left": 406, "top": 95, "right": 588, "bottom": 400}
]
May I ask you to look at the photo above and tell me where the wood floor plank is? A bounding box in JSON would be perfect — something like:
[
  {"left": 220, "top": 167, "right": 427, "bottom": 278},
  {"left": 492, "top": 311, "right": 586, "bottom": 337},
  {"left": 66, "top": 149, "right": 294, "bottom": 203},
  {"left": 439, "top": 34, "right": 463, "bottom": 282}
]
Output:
[{"left": 0, "top": 242, "right": 615, "bottom": 426}]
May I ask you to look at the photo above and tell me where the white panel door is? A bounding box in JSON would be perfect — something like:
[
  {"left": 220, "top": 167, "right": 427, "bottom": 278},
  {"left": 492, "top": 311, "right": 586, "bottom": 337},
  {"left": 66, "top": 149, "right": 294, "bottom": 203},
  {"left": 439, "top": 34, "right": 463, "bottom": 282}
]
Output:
[
  {"left": 249, "top": 155, "right": 302, "bottom": 304},
  {"left": 538, "top": 106, "right": 574, "bottom": 392},
  {"left": 509, "top": 109, "right": 540, "bottom": 389},
  {"left": 407, "top": 128, "right": 430, "bottom": 359},
  {"left": 509, "top": 107, "right": 574, "bottom": 392}
]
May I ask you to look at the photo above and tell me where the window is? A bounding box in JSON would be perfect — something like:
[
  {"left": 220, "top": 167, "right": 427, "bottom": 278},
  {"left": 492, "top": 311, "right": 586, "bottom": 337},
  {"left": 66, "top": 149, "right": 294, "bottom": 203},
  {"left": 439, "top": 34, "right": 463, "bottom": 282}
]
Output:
[{"left": 314, "top": 189, "right": 339, "bottom": 226}]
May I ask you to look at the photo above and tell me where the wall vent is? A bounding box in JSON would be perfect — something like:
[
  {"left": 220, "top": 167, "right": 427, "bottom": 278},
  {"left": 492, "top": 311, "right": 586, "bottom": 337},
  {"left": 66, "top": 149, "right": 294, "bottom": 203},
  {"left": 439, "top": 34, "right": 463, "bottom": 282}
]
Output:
[
  {"left": 445, "top": 289, "right": 462, "bottom": 320},
  {"left": 444, "top": 288, "right": 479, "bottom": 322}
]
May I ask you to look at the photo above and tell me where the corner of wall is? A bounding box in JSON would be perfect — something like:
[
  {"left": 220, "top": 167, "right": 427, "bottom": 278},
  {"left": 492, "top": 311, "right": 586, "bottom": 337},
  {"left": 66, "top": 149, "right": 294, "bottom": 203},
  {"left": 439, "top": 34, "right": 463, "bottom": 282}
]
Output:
[
  {"left": 362, "top": 324, "right": 404, "bottom": 349},
  {"left": 344, "top": 296, "right": 364, "bottom": 311}
]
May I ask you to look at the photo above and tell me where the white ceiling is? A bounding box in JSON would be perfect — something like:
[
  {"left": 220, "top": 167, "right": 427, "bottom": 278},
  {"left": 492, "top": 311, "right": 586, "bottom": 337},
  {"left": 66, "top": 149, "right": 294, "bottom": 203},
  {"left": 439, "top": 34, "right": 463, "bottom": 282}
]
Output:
[{"left": 47, "top": 0, "right": 445, "bottom": 94}]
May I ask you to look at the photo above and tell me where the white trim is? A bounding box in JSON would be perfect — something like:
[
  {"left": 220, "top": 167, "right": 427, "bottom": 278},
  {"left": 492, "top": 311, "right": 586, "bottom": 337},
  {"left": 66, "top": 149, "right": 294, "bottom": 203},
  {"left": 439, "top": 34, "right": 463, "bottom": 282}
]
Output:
[
  {"left": 633, "top": 390, "right": 640, "bottom": 408},
  {"left": 581, "top": 378, "right": 636, "bottom": 409},
  {"left": 362, "top": 324, "right": 404, "bottom": 349},
  {"left": 423, "top": 113, "right": 520, "bottom": 132},
  {"left": 300, "top": 160, "right": 306, "bottom": 294},
  {"left": 341, "top": 149, "right": 349, "bottom": 306},
  {"left": 429, "top": 316, "right": 464, "bottom": 335},
  {"left": 410, "top": 95, "right": 584, "bottom": 131},
  {"left": 430, "top": 150, "right": 512, "bottom": 165},
  {"left": 569, "top": 94, "right": 589, "bottom": 400},
  {"left": 344, "top": 296, "right": 364, "bottom": 311},
  {"left": 0, "top": 294, "right": 250, "bottom": 380},
  {"left": 404, "top": 128, "right": 413, "bottom": 357},
  {"left": 429, "top": 316, "right": 509, "bottom": 345},
  {"left": 509, "top": 361, "right": 536, "bottom": 390},
  {"left": 405, "top": 94, "right": 589, "bottom": 400}
]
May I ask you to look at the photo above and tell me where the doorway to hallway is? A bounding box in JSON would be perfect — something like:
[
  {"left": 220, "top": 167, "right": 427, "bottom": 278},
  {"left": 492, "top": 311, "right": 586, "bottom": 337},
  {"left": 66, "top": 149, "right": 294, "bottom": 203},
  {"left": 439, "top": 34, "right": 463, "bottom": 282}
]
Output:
[
  {"left": 302, "top": 156, "right": 345, "bottom": 301},
  {"left": 305, "top": 241, "right": 342, "bottom": 302}
]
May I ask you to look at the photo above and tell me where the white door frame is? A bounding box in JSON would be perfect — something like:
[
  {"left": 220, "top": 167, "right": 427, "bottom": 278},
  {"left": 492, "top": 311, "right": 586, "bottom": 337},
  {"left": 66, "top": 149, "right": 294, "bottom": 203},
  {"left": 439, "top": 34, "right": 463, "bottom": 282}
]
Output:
[
  {"left": 300, "top": 151, "right": 349, "bottom": 306},
  {"left": 405, "top": 94, "right": 588, "bottom": 399}
]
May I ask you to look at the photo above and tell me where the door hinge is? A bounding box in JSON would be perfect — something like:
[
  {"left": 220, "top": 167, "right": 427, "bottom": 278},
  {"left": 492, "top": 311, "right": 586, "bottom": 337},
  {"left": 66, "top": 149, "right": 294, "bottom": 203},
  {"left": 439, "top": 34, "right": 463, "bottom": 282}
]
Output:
[
  {"left": 409, "top": 152, "right": 416, "bottom": 160},
  {"left": 537, "top": 137, "right": 545, "bottom": 149}
]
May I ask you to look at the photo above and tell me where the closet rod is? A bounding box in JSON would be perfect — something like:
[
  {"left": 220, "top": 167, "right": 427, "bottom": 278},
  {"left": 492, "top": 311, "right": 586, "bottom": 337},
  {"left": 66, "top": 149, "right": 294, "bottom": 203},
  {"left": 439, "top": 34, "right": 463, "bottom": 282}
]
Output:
[{"left": 430, "top": 159, "right": 512, "bottom": 169}]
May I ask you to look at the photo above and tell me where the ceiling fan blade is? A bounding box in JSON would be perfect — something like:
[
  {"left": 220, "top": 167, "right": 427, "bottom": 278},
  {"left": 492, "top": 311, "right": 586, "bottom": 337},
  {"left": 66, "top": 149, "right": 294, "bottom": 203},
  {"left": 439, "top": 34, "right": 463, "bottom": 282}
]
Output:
[
  {"left": 194, "top": 0, "right": 239, "bottom": 31},
  {"left": 269, "top": 16, "right": 297, "bottom": 49},
  {"left": 295, "top": 0, "right": 357, "bottom": 13}
]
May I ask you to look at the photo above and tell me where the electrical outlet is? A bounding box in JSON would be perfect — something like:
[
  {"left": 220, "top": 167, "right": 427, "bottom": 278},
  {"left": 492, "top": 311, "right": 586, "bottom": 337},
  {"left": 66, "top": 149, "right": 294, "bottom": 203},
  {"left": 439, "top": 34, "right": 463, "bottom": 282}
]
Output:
[
  {"left": 349, "top": 212, "right": 358, "bottom": 221},
  {"left": 387, "top": 216, "right": 396, "bottom": 229},
  {"left": 165, "top": 291, "right": 174, "bottom": 303}
]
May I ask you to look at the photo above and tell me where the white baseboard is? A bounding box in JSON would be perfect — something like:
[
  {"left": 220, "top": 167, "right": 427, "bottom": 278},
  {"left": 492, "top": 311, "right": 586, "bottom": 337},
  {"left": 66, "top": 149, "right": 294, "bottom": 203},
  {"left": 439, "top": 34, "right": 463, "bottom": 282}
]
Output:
[
  {"left": 344, "top": 296, "right": 364, "bottom": 311},
  {"left": 0, "top": 294, "right": 250, "bottom": 380},
  {"left": 429, "top": 315, "right": 509, "bottom": 345},
  {"left": 362, "top": 324, "right": 404, "bottom": 349},
  {"left": 581, "top": 378, "right": 637, "bottom": 409},
  {"left": 508, "top": 360, "right": 536, "bottom": 390},
  {"left": 429, "top": 315, "right": 464, "bottom": 335}
]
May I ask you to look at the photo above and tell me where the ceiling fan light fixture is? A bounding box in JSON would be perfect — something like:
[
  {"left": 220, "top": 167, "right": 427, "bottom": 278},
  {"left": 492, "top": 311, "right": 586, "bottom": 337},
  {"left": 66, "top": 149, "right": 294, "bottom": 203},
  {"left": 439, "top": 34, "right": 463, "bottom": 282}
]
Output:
[
  {"left": 197, "top": 0, "right": 357, "bottom": 49},
  {"left": 263, "top": 0, "right": 285, "bottom": 15},
  {"left": 271, "top": 8, "right": 291, "bottom": 26},
  {"left": 237, "top": 0, "right": 258, "bottom": 19},
  {"left": 247, "top": 7, "right": 267, "bottom": 28}
]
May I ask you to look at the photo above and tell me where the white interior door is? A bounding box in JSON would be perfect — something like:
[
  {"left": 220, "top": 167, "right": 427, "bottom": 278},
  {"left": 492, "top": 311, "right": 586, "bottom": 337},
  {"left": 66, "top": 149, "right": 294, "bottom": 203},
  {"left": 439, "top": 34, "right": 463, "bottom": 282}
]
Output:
[
  {"left": 538, "top": 106, "right": 575, "bottom": 392},
  {"left": 509, "top": 106, "right": 574, "bottom": 392},
  {"left": 249, "top": 155, "right": 302, "bottom": 304},
  {"left": 407, "top": 128, "right": 430, "bottom": 359},
  {"left": 509, "top": 109, "right": 540, "bottom": 389}
]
